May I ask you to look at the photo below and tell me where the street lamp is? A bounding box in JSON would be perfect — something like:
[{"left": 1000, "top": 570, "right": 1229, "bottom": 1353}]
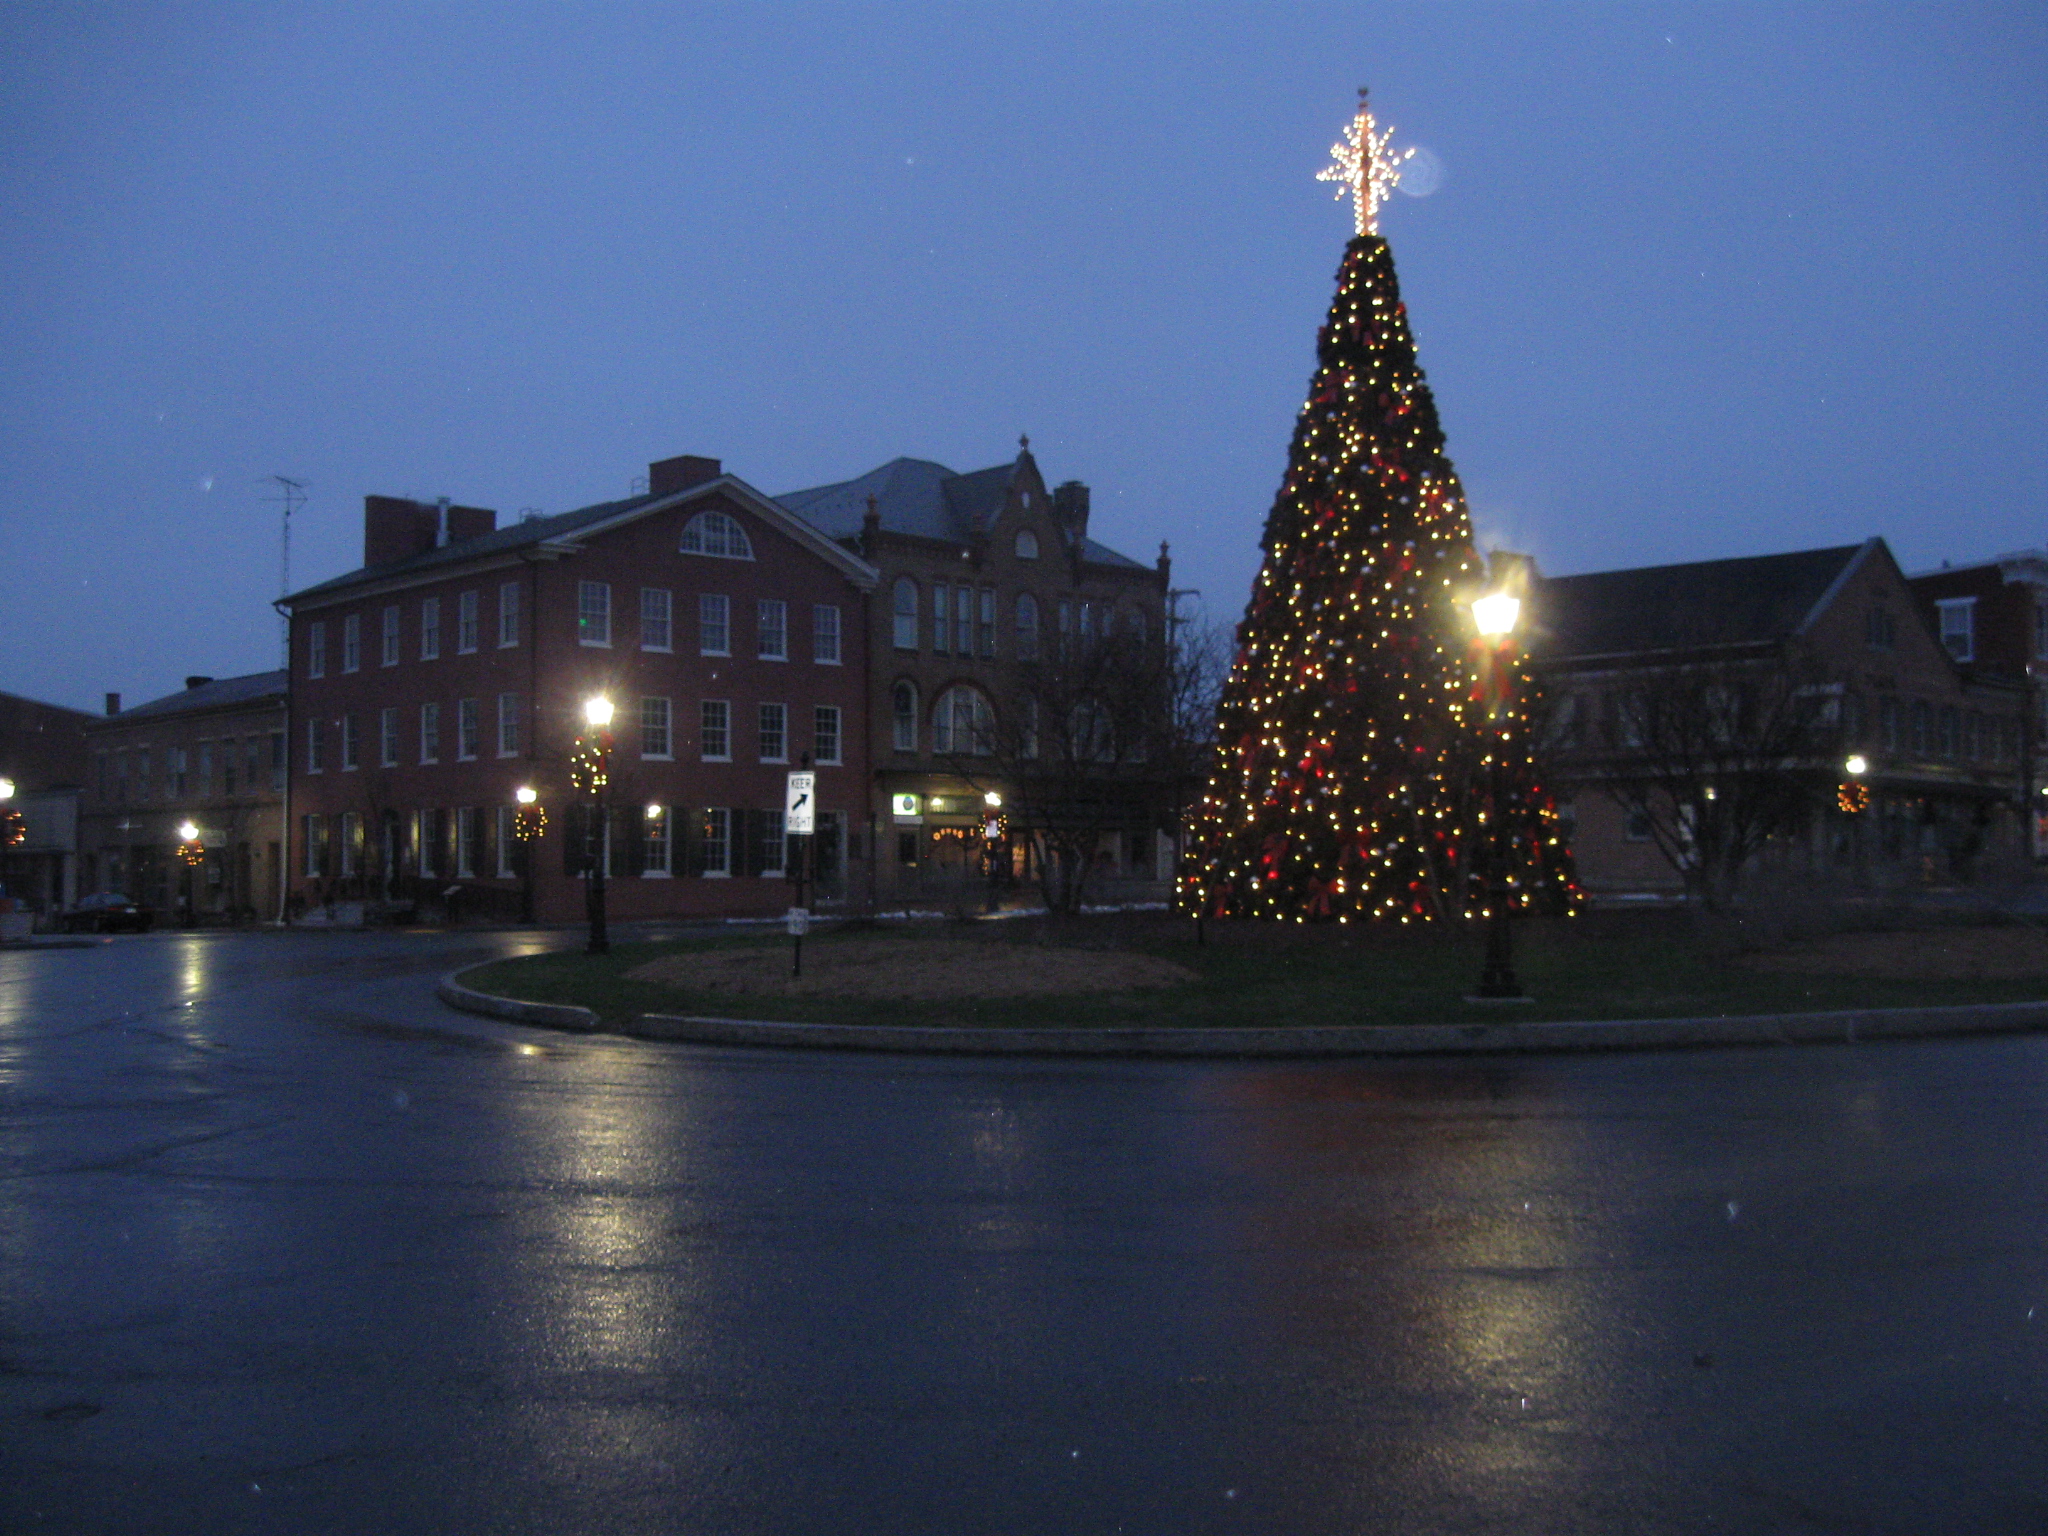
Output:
[
  {"left": 512, "top": 785, "right": 545, "bottom": 924},
  {"left": 574, "top": 695, "right": 614, "bottom": 955},
  {"left": 1471, "top": 590, "right": 1524, "bottom": 999},
  {"left": 176, "top": 819, "right": 203, "bottom": 928},
  {"left": 982, "top": 790, "right": 1005, "bottom": 914}
]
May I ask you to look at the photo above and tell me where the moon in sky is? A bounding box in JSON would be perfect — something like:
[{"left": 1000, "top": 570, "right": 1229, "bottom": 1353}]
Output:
[{"left": 1396, "top": 145, "right": 1444, "bottom": 198}]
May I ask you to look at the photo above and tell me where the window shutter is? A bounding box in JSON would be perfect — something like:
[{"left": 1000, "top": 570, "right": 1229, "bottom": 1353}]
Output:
[
  {"left": 737, "top": 809, "right": 761, "bottom": 876},
  {"left": 681, "top": 808, "right": 703, "bottom": 876},
  {"left": 479, "top": 809, "right": 496, "bottom": 882},
  {"left": 624, "top": 806, "right": 646, "bottom": 877}
]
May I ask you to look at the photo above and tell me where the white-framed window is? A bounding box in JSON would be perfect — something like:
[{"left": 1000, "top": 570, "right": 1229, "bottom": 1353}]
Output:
[
  {"left": 458, "top": 590, "right": 479, "bottom": 653},
  {"left": 342, "top": 613, "right": 361, "bottom": 672},
  {"left": 678, "top": 510, "right": 754, "bottom": 559},
  {"left": 892, "top": 578, "right": 919, "bottom": 650},
  {"left": 757, "top": 808, "right": 786, "bottom": 877},
  {"left": 456, "top": 806, "right": 478, "bottom": 878},
  {"left": 814, "top": 705, "right": 842, "bottom": 765},
  {"left": 933, "top": 685, "right": 994, "bottom": 756},
  {"left": 758, "top": 702, "right": 787, "bottom": 762},
  {"left": 1071, "top": 699, "right": 1114, "bottom": 762},
  {"left": 304, "top": 813, "right": 327, "bottom": 877},
  {"left": 421, "top": 597, "right": 441, "bottom": 660},
  {"left": 701, "top": 699, "right": 731, "bottom": 760},
  {"left": 955, "top": 586, "right": 973, "bottom": 655},
  {"left": 1015, "top": 528, "right": 1038, "bottom": 559},
  {"left": 977, "top": 588, "right": 996, "bottom": 657},
  {"left": 1079, "top": 601, "right": 1097, "bottom": 648},
  {"left": 498, "top": 581, "right": 520, "bottom": 648},
  {"left": 307, "top": 620, "right": 326, "bottom": 678},
  {"left": 700, "top": 807, "right": 731, "bottom": 876},
  {"left": 382, "top": 605, "right": 401, "bottom": 666},
  {"left": 341, "top": 714, "right": 359, "bottom": 771},
  {"left": 380, "top": 707, "right": 399, "bottom": 768},
  {"left": 641, "top": 587, "right": 672, "bottom": 651},
  {"left": 931, "top": 582, "right": 950, "bottom": 653},
  {"left": 495, "top": 807, "right": 517, "bottom": 877},
  {"left": 892, "top": 680, "right": 918, "bottom": 752},
  {"left": 578, "top": 581, "right": 611, "bottom": 647},
  {"left": 700, "top": 593, "right": 730, "bottom": 655},
  {"left": 457, "top": 697, "right": 479, "bottom": 760},
  {"left": 813, "top": 604, "right": 841, "bottom": 664},
  {"left": 305, "top": 721, "right": 324, "bottom": 774},
  {"left": 197, "top": 741, "right": 214, "bottom": 796},
  {"left": 758, "top": 599, "right": 788, "bottom": 660},
  {"left": 642, "top": 804, "right": 671, "bottom": 876},
  {"left": 753, "top": 806, "right": 782, "bottom": 876},
  {"left": 497, "top": 692, "right": 521, "bottom": 757},
  {"left": 1937, "top": 597, "right": 1976, "bottom": 663},
  {"left": 641, "top": 696, "right": 672, "bottom": 758},
  {"left": 1016, "top": 593, "right": 1040, "bottom": 660},
  {"left": 338, "top": 811, "right": 359, "bottom": 878},
  {"left": 420, "top": 702, "right": 441, "bottom": 764}
]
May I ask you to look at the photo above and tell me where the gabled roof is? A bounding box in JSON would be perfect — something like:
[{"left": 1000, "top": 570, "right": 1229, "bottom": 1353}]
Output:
[
  {"left": 109, "top": 670, "right": 288, "bottom": 723},
  {"left": 1536, "top": 542, "right": 1874, "bottom": 661},
  {"left": 285, "top": 474, "right": 876, "bottom": 607},
  {"left": 775, "top": 454, "right": 1149, "bottom": 570}
]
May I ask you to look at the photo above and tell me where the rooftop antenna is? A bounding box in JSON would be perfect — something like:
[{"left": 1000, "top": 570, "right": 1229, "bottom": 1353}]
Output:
[{"left": 262, "top": 475, "right": 307, "bottom": 666}]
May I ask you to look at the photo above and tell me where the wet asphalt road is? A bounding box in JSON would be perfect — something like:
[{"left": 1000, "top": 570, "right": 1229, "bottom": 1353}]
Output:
[{"left": 1, "top": 930, "right": 2045, "bottom": 1535}]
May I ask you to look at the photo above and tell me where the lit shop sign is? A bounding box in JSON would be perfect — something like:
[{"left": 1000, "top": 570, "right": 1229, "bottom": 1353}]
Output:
[{"left": 891, "top": 793, "right": 922, "bottom": 821}]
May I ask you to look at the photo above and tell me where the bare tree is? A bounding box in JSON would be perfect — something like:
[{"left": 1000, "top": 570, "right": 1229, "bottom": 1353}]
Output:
[
  {"left": 933, "top": 616, "right": 1215, "bottom": 915},
  {"left": 1553, "top": 643, "right": 1843, "bottom": 910}
]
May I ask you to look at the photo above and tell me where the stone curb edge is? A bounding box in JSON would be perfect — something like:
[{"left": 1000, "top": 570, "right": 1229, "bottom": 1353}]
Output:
[{"left": 436, "top": 966, "right": 2048, "bottom": 1056}]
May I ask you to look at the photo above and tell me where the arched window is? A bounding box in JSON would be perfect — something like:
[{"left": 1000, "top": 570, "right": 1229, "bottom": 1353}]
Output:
[
  {"left": 892, "top": 578, "right": 919, "bottom": 650},
  {"left": 1015, "top": 593, "right": 1040, "bottom": 661},
  {"left": 1015, "top": 528, "right": 1039, "bottom": 560},
  {"left": 1070, "top": 700, "right": 1114, "bottom": 763},
  {"left": 678, "top": 510, "right": 754, "bottom": 560},
  {"left": 892, "top": 680, "right": 919, "bottom": 753},
  {"left": 932, "top": 685, "right": 994, "bottom": 757}
]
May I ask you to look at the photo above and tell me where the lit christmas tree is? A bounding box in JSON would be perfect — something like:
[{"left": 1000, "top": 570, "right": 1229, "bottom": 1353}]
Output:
[{"left": 1181, "top": 90, "right": 1577, "bottom": 924}]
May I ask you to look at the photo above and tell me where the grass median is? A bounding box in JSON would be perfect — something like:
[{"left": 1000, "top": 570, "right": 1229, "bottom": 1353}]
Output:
[{"left": 454, "top": 908, "right": 2048, "bottom": 1032}]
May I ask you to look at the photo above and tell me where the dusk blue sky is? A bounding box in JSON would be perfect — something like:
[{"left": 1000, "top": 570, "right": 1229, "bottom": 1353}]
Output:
[{"left": 4, "top": 3, "right": 2043, "bottom": 714}]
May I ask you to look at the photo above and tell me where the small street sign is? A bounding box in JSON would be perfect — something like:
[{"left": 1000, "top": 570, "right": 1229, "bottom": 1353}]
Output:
[
  {"left": 786, "top": 771, "right": 816, "bottom": 835},
  {"left": 786, "top": 907, "right": 810, "bottom": 937}
]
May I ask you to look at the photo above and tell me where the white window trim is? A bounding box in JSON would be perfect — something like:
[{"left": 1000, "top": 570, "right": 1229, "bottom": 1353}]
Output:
[
  {"left": 498, "top": 582, "right": 521, "bottom": 649},
  {"left": 578, "top": 581, "right": 612, "bottom": 648}
]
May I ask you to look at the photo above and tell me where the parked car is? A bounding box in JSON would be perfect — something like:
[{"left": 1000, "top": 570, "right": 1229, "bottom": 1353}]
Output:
[{"left": 61, "top": 892, "right": 155, "bottom": 933}]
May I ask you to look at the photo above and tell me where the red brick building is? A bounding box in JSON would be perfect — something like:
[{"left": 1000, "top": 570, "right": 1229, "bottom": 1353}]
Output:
[
  {"left": 76, "top": 672, "right": 289, "bottom": 921},
  {"left": 1904, "top": 550, "right": 2048, "bottom": 856},
  {"left": 778, "top": 441, "right": 1174, "bottom": 905},
  {"left": 282, "top": 455, "right": 877, "bottom": 922}
]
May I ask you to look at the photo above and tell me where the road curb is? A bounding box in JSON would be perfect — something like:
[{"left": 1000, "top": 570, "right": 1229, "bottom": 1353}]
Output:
[
  {"left": 434, "top": 963, "right": 2048, "bottom": 1056},
  {"left": 435, "top": 971, "right": 600, "bottom": 1032}
]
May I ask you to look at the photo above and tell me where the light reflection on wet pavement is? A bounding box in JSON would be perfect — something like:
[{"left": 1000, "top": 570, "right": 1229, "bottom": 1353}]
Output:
[{"left": 2, "top": 930, "right": 2045, "bottom": 1533}]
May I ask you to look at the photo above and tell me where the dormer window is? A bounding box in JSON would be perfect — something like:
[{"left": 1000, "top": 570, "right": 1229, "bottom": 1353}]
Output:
[
  {"left": 1937, "top": 597, "right": 1976, "bottom": 663},
  {"left": 1015, "top": 529, "right": 1039, "bottom": 560},
  {"left": 678, "top": 510, "right": 754, "bottom": 560}
]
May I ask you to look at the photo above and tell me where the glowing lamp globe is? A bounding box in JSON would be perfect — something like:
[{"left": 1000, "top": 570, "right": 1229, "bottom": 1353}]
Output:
[
  {"left": 1471, "top": 592, "right": 1521, "bottom": 638},
  {"left": 1844, "top": 754, "right": 1869, "bottom": 777},
  {"left": 583, "top": 695, "right": 614, "bottom": 729},
  {"left": 515, "top": 785, "right": 538, "bottom": 805},
  {"left": 177, "top": 820, "right": 200, "bottom": 842}
]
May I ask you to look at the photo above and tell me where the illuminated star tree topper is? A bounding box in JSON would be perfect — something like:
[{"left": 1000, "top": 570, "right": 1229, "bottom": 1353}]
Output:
[{"left": 1317, "top": 86, "right": 1414, "bottom": 236}]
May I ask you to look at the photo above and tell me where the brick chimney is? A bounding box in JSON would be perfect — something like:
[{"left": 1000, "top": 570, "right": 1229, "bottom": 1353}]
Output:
[
  {"left": 104, "top": 692, "right": 120, "bottom": 717},
  {"left": 648, "top": 455, "right": 722, "bottom": 497},
  {"left": 364, "top": 495, "right": 496, "bottom": 567},
  {"left": 185, "top": 676, "right": 213, "bottom": 691}
]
